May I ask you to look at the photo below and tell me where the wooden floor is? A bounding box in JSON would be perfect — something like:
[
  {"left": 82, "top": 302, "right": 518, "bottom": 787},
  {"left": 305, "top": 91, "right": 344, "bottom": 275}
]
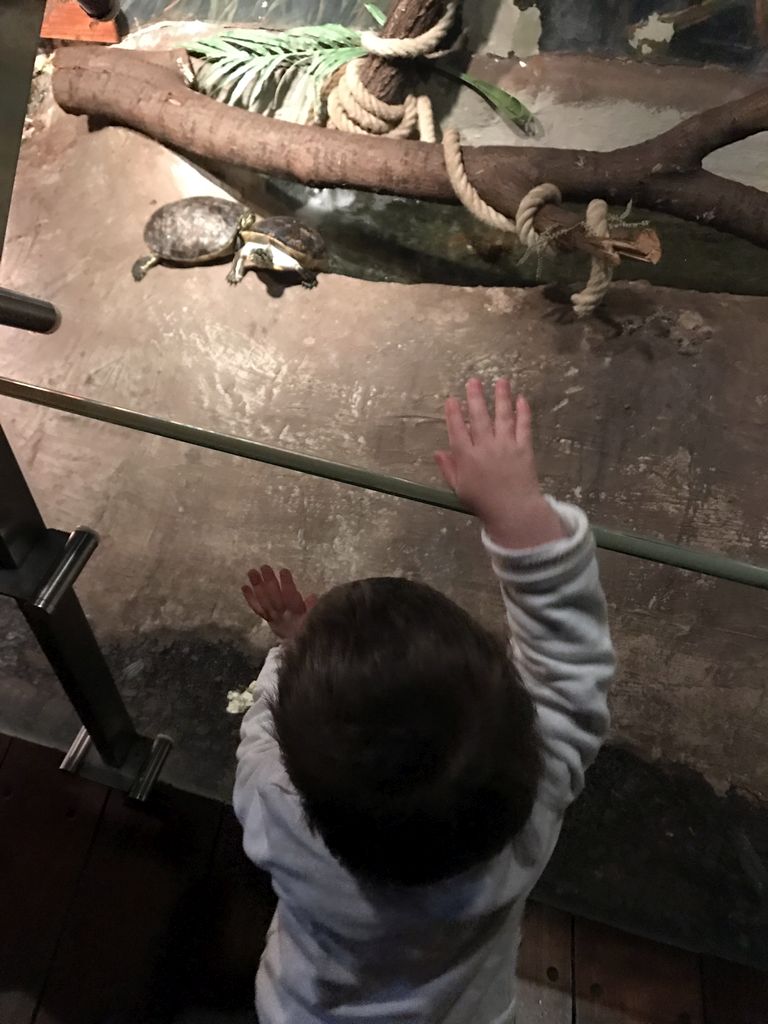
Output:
[{"left": 1, "top": 736, "right": 766, "bottom": 1024}]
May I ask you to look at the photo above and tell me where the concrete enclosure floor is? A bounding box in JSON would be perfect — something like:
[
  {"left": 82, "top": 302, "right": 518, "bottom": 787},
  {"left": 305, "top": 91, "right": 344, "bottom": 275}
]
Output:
[{"left": 1, "top": 105, "right": 768, "bottom": 965}]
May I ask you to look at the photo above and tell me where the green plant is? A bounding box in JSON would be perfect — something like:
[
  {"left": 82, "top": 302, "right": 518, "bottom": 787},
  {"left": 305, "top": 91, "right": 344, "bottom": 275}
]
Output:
[
  {"left": 189, "top": 25, "right": 368, "bottom": 123},
  {"left": 363, "top": 2, "right": 387, "bottom": 25},
  {"left": 188, "top": 4, "right": 533, "bottom": 131},
  {"left": 432, "top": 68, "right": 534, "bottom": 132}
]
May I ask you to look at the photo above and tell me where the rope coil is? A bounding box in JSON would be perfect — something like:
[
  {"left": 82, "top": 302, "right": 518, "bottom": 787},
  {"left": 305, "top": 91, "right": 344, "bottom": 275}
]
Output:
[
  {"left": 359, "top": 1, "right": 458, "bottom": 60},
  {"left": 326, "top": 2, "right": 456, "bottom": 140},
  {"left": 327, "top": 57, "right": 424, "bottom": 138},
  {"left": 442, "top": 129, "right": 614, "bottom": 317}
]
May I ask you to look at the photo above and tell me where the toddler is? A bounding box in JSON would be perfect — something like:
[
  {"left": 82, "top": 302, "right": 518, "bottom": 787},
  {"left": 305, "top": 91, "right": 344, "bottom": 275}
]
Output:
[{"left": 234, "top": 377, "right": 615, "bottom": 1024}]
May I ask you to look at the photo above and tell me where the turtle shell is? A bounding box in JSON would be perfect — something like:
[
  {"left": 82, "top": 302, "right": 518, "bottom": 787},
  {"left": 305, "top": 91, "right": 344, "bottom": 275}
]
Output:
[
  {"left": 245, "top": 216, "right": 327, "bottom": 270},
  {"left": 144, "top": 196, "right": 247, "bottom": 265}
]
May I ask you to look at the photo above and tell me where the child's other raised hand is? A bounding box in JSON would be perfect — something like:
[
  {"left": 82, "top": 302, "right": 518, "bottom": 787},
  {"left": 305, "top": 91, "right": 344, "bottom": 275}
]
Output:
[
  {"left": 242, "top": 565, "right": 317, "bottom": 640},
  {"left": 435, "top": 378, "right": 565, "bottom": 549}
]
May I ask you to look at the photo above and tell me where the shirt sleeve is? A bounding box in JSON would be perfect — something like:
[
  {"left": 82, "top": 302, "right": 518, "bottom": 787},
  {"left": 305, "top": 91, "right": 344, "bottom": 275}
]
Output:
[
  {"left": 232, "top": 645, "right": 283, "bottom": 865},
  {"left": 483, "top": 498, "right": 616, "bottom": 812}
]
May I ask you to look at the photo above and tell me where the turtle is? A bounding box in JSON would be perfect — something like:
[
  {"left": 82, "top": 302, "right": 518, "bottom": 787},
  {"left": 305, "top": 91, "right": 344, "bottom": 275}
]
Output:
[
  {"left": 226, "top": 213, "right": 327, "bottom": 289},
  {"left": 132, "top": 196, "right": 248, "bottom": 282}
]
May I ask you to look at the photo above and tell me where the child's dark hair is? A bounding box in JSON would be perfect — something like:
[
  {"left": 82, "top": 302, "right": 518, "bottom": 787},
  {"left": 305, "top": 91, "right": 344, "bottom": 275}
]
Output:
[{"left": 271, "top": 577, "right": 542, "bottom": 886}]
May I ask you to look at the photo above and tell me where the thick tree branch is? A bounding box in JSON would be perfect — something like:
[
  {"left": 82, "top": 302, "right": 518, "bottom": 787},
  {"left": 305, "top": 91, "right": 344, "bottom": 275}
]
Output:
[
  {"left": 638, "top": 170, "right": 768, "bottom": 250},
  {"left": 634, "top": 85, "right": 768, "bottom": 171},
  {"left": 52, "top": 47, "right": 623, "bottom": 260},
  {"left": 52, "top": 46, "right": 768, "bottom": 258}
]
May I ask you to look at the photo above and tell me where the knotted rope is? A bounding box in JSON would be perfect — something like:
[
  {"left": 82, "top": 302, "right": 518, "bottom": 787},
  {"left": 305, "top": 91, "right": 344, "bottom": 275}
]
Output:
[
  {"left": 442, "top": 129, "right": 615, "bottom": 317},
  {"left": 571, "top": 200, "right": 615, "bottom": 318},
  {"left": 326, "top": 2, "right": 457, "bottom": 141}
]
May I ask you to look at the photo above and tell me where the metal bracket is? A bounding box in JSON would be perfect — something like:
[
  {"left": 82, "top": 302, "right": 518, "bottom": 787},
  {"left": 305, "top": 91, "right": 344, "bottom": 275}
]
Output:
[
  {"left": 60, "top": 726, "right": 174, "bottom": 802},
  {"left": 0, "top": 526, "right": 98, "bottom": 610},
  {"left": 1, "top": 426, "right": 174, "bottom": 799}
]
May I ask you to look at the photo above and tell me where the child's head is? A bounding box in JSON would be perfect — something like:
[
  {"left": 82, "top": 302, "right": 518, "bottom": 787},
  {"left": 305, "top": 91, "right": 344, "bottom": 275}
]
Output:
[{"left": 271, "top": 577, "right": 541, "bottom": 886}]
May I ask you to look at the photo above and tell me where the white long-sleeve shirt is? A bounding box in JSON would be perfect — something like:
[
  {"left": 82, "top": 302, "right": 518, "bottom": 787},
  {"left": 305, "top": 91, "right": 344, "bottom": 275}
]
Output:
[{"left": 234, "top": 499, "right": 615, "bottom": 1024}]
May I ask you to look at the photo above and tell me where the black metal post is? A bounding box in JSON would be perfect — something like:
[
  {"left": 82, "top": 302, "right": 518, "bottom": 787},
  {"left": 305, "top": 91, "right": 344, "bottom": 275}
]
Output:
[
  {"left": 0, "top": 0, "right": 46, "bottom": 263},
  {"left": 0, "top": 426, "right": 138, "bottom": 767},
  {"left": 76, "top": 0, "right": 121, "bottom": 20},
  {"left": 0, "top": 425, "right": 46, "bottom": 568},
  {"left": 20, "top": 594, "right": 136, "bottom": 765}
]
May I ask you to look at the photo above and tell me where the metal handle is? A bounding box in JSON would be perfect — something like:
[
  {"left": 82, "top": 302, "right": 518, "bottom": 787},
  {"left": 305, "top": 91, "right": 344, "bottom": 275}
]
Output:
[
  {"left": 33, "top": 528, "right": 99, "bottom": 613},
  {"left": 128, "top": 734, "right": 174, "bottom": 801},
  {"left": 60, "top": 726, "right": 92, "bottom": 773},
  {"left": 0, "top": 288, "right": 60, "bottom": 334}
]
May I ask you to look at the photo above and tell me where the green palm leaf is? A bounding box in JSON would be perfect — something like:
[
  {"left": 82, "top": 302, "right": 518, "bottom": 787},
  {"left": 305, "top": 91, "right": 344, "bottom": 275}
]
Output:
[
  {"left": 196, "top": 56, "right": 245, "bottom": 96},
  {"left": 363, "top": 3, "right": 387, "bottom": 27},
  {"left": 229, "top": 60, "right": 274, "bottom": 107},
  {"left": 188, "top": 16, "right": 533, "bottom": 132},
  {"left": 188, "top": 24, "right": 368, "bottom": 119},
  {"left": 435, "top": 68, "right": 534, "bottom": 133}
]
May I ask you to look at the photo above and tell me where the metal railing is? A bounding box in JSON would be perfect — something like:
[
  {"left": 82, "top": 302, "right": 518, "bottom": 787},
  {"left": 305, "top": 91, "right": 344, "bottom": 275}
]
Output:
[{"left": 2, "top": 374, "right": 768, "bottom": 590}]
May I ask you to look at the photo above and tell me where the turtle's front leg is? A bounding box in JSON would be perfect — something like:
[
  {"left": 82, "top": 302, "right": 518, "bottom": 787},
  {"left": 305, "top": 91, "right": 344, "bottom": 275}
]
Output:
[
  {"left": 299, "top": 269, "right": 318, "bottom": 289},
  {"left": 227, "top": 252, "right": 246, "bottom": 286},
  {"left": 131, "top": 255, "right": 159, "bottom": 282}
]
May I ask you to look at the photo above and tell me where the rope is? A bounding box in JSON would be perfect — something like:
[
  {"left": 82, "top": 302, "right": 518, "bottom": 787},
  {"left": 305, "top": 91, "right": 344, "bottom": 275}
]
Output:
[
  {"left": 359, "top": 1, "right": 458, "bottom": 59},
  {"left": 515, "top": 183, "right": 563, "bottom": 249},
  {"left": 442, "top": 128, "right": 615, "bottom": 317},
  {"left": 415, "top": 95, "right": 437, "bottom": 145},
  {"left": 326, "top": 2, "right": 456, "bottom": 140},
  {"left": 327, "top": 58, "right": 420, "bottom": 138},
  {"left": 571, "top": 200, "right": 615, "bottom": 318},
  {"left": 442, "top": 128, "right": 517, "bottom": 233}
]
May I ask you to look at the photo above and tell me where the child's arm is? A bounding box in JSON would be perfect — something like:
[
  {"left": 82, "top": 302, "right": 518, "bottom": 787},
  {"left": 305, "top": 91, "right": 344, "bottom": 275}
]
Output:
[
  {"left": 436, "top": 378, "right": 615, "bottom": 811},
  {"left": 233, "top": 567, "right": 316, "bottom": 863}
]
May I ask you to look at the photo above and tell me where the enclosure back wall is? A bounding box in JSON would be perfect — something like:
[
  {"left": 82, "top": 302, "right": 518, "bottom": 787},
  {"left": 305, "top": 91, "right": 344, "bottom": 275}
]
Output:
[{"left": 3, "top": 0, "right": 768, "bottom": 970}]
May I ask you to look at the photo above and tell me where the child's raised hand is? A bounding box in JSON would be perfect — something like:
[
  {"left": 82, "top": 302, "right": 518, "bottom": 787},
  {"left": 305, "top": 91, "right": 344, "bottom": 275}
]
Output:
[
  {"left": 435, "top": 378, "right": 565, "bottom": 549},
  {"left": 242, "top": 565, "right": 318, "bottom": 640}
]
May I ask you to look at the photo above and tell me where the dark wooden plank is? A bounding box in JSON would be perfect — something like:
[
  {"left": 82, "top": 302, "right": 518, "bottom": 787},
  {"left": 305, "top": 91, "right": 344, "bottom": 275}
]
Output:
[
  {"left": 170, "top": 807, "right": 276, "bottom": 1024},
  {"left": 517, "top": 901, "right": 573, "bottom": 1023},
  {"left": 0, "top": 738, "right": 107, "bottom": 1024},
  {"left": 574, "top": 917, "right": 704, "bottom": 1024},
  {"left": 34, "top": 784, "right": 223, "bottom": 1024},
  {"left": 702, "top": 956, "right": 768, "bottom": 1024}
]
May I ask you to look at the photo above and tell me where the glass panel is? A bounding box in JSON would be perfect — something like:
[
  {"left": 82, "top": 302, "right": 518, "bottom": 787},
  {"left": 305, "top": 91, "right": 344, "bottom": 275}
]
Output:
[
  {"left": 0, "top": 409, "right": 766, "bottom": 964},
  {"left": 5, "top": 0, "right": 768, "bottom": 966}
]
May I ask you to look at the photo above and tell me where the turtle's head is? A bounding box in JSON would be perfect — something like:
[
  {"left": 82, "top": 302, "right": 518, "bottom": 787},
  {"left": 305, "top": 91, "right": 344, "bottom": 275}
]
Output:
[
  {"left": 239, "top": 241, "right": 301, "bottom": 274},
  {"left": 239, "top": 240, "right": 276, "bottom": 271},
  {"left": 238, "top": 211, "right": 257, "bottom": 232}
]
